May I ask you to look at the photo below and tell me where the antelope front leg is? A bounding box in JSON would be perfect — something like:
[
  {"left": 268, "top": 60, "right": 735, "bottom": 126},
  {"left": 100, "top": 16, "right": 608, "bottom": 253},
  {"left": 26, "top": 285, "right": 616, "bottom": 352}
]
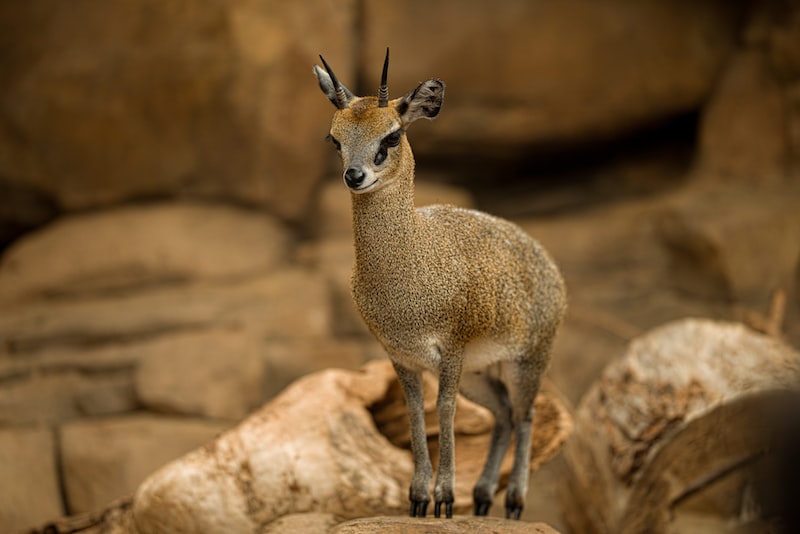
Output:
[
  {"left": 433, "top": 353, "right": 463, "bottom": 519},
  {"left": 392, "top": 362, "right": 432, "bottom": 517}
]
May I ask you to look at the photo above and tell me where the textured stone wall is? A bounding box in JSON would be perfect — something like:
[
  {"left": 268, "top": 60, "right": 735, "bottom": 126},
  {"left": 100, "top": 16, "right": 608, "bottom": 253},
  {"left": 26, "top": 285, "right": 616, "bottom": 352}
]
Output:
[{"left": 1, "top": 0, "right": 799, "bottom": 531}]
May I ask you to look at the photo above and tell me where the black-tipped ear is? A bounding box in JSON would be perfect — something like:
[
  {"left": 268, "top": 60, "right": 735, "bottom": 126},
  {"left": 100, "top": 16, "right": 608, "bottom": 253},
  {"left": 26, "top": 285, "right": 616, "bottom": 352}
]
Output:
[
  {"left": 313, "top": 64, "right": 354, "bottom": 109},
  {"left": 397, "top": 79, "right": 445, "bottom": 125}
]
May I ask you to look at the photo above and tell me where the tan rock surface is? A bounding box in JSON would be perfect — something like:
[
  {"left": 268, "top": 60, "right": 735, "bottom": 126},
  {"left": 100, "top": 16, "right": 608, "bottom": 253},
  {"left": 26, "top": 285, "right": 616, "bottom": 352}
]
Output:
[
  {"left": 0, "top": 1, "right": 356, "bottom": 220},
  {"left": 61, "top": 414, "right": 228, "bottom": 514},
  {"left": 362, "top": 0, "right": 741, "bottom": 156},
  {"left": 331, "top": 515, "right": 560, "bottom": 534},
  {"left": 135, "top": 329, "right": 268, "bottom": 420},
  {"left": 130, "top": 361, "right": 572, "bottom": 533},
  {"left": 0, "top": 427, "right": 63, "bottom": 532},
  {"left": 0, "top": 202, "right": 289, "bottom": 303},
  {"left": 562, "top": 319, "right": 800, "bottom": 533}
]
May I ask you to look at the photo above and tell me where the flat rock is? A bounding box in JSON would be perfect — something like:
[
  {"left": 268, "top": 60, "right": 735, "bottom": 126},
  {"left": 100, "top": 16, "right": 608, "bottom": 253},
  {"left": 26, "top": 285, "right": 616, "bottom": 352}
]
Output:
[
  {"left": 0, "top": 202, "right": 288, "bottom": 303},
  {"left": 264, "top": 513, "right": 340, "bottom": 534},
  {"left": 60, "top": 414, "right": 228, "bottom": 514},
  {"left": 0, "top": 268, "right": 332, "bottom": 358},
  {"left": 696, "top": 49, "right": 788, "bottom": 185},
  {"left": 362, "top": 0, "right": 742, "bottom": 155},
  {"left": 656, "top": 184, "right": 800, "bottom": 307},
  {"left": 0, "top": 1, "right": 356, "bottom": 219},
  {"left": 0, "top": 426, "right": 63, "bottom": 532},
  {"left": 331, "top": 516, "right": 560, "bottom": 534},
  {"left": 130, "top": 361, "right": 572, "bottom": 533},
  {"left": 135, "top": 329, "right": 268, "bottom": 420}
]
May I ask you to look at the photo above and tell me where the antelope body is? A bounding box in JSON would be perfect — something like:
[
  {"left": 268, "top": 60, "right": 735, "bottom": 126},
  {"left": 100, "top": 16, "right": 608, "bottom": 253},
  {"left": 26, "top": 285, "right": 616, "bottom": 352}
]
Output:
[{"left": 313, "top": 50, "right": 566, "bottom": 520}]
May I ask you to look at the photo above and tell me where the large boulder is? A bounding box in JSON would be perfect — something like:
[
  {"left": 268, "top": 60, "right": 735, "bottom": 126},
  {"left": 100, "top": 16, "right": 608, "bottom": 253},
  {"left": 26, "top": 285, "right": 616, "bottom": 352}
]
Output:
[
  {"left": 0, "top": 202, "right": 289, "bottom": 303},
  {"left": 0, "top": 0, "right": 356, "bottom": 221},
  {"left": 562, "top": 319, "right": 800, "bottom": 533},
  {"left": 362, "top": 0, "right": 743, "bottom": 157},
  {"left": 0, "top": 427, "right": 63, "bottom": 532},
  {"left": 60, "top": 415, "right": 228, "bottom": 514}
]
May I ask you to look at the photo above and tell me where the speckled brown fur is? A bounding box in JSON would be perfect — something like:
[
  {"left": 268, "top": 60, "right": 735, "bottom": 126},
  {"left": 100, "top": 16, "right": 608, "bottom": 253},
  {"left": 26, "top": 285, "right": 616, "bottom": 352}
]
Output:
[{"left": 314, "top": 56, "right": 566, "bottom": 520}]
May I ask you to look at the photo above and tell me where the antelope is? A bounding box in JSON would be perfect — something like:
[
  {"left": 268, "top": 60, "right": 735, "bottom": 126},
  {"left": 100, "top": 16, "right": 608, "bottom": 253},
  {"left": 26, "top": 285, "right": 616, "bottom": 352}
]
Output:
[{"left": 313, "top": 50, "right": 566, "bottom": 520}]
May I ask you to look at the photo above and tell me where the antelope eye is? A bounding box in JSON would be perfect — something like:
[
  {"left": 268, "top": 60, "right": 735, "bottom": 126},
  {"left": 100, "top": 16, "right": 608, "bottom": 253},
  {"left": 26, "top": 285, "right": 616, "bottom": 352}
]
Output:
[
  {"left": 374, "top": 146, "right": 388, "bottom": 166},
  {"left": 383, "top": 130, "right": 402, "bottom": 147},
  {"left": 326, "top": 134, "right": 341, "bottom": 151}
]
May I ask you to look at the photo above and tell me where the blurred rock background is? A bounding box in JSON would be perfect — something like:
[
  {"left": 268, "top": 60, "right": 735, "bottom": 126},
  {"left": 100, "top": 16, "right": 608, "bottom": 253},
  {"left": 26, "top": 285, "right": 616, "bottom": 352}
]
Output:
[{"left": 0, "top": 0, "right": 798, "bottom": 531}]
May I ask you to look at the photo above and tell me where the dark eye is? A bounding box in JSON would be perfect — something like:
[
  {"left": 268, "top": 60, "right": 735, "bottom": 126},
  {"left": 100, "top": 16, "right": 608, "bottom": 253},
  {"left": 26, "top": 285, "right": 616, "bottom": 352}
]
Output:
[
  {"left": 374, "top": 146, "right": 388, "bottom": 166},
  {"left": 383, "top": 130, "right": 402, "bottom": 147},
  {"left": 326, "top": 134, "right": 341, "bottom": 151}
]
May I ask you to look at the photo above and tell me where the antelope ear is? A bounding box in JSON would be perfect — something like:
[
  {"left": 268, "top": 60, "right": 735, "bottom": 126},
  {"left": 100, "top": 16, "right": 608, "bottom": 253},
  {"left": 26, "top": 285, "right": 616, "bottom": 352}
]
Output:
[
  {"left": 396, "top": 79, "right": 445, "bottom": 125},
  {"left": 313, "top": 64, "right": 355, "bottom": 109}
]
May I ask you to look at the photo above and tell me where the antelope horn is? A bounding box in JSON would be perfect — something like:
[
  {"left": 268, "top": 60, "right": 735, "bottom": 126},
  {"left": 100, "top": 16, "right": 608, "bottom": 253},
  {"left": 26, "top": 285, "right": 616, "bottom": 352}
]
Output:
[
  {"left": 378, "top": 48, "right": 389, "bottom": 108},
  {"left": 319, "top": 54, "right": 349, "bottom": 109}
]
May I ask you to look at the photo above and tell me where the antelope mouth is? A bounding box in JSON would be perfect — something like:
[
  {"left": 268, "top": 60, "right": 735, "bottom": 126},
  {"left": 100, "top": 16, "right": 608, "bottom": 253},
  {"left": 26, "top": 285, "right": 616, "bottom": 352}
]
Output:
[{"left": 350, "top": 178, "right": 382, "bottom": 194}]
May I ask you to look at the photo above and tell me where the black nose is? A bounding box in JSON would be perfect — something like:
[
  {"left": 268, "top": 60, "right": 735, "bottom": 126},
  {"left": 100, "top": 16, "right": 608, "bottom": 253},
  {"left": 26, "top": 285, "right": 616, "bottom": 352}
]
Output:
[{"left": 344, "top": 167, "right": 366, "bottom": 189}]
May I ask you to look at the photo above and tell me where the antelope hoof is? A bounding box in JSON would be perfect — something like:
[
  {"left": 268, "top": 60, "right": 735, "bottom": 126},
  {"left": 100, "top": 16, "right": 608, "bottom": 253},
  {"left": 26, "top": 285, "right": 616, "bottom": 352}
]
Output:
[
  {"left": 505, "top": 492, "right": 524, "bottom": 520},
  {"left": 473, "top": 499, "right": 492, "bottom": 516},
  {"left": 434, "top": 499, "right": 453, "bottom": 519},
  {"left": 410, "top": 499, "right": 429, "bottom": 518},
  {"left": 505, "top": 504, "right": 523, "bottom": 520},
  {"left": 473, "top": 485, "right": 493, "bottom": 516}
]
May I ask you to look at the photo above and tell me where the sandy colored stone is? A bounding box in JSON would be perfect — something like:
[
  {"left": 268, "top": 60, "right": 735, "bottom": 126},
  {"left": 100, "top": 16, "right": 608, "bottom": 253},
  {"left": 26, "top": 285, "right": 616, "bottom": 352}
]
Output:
[
  {"left": 562, "top": 318, "right": 800, "bottom": 533},
  {"left": 135, "top": 329, "right": 268, "bottom": 420},
  {"left": 331, "top": 515, "right": 560, "bottom": 534},
  {"left": 261, "top": 337, "right": 384, "bottom": 399},
  {"left": 0, "top": 426, "right": 63, "bottom": 532},
  {"left": 0, "top": 369, "right": 135, "bottom": 425},
  {"left": 696, "top": 50, "right": 788, "bottom": 185},
  {"left": 0, "top": 202, "right": 288, "bottom": 303},
  {"left": 61, "top": 414, "right": 229, "bottom": 514},
  {"left": 0, "top": 1, "right": 356, "bottom": 220},
  {"left": 362, "top": 0, "right": 741, "bottom": 156},
  {"left": 656, "top": 185, "right": 800, "bottom": 307},
  {"left": 0, "top": 268, "right": 332, "bottom": 357},
  {"left": 263, "top": 512, "right": 340, "bottom": 534},
  {"left": 130, "top": 361, "right": 572, "bottom": 533}
]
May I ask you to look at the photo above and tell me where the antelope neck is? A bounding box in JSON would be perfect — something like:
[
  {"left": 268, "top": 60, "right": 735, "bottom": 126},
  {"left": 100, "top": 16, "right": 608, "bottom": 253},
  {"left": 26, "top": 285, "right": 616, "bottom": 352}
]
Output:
[{"left": 350, "top": 169, "right": 420, "bottom": 271}]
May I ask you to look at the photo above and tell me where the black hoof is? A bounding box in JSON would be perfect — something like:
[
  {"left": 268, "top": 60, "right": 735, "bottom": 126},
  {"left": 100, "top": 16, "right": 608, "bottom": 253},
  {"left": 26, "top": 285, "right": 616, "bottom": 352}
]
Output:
[
  {"left": 410, "top": 499, "right": 429, "bottom": 517},
  {"left": 434, "top": 500, "right": 453, "bottom": 518},
  {"left": 473, "top": 499, "right": 492, "bottom": 516},
  {"left": 505, "top": 504, "right": 523, "bottom": 520}
]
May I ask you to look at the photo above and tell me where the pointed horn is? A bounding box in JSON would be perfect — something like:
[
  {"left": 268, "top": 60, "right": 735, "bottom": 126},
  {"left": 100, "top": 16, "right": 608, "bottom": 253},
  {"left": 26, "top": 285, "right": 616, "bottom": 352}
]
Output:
[
  {"left": 319, "top": 54, "right": 348, "bottom": 109},
  {"left": 378, "top": 48, "right": 389, "bottom": 108}
]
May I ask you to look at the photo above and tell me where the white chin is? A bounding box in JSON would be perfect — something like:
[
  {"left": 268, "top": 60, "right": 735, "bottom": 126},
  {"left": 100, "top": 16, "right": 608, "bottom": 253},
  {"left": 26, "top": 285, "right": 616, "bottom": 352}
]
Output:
[{"left": 349, "top": 179, "right": 381, "bottom": 194}]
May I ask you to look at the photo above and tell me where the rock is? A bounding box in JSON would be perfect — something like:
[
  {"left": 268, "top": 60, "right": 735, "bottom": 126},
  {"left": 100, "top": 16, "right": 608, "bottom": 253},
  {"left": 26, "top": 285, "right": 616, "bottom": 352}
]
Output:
[
  {"left": 296, "top": 237, "right": 367, "bottom": 337},
  {"left": 261, "top": 337, "right": 384, "bottom": 399},
  {"left": 331, "top": 516, "right": 561, "bottom": 534},
  {"left": 0, "top": 368, "right": 136, "bottom": 425},
  {"left": 696, "top": 50, "right": 788, "bottom": 185},
  {"left": 0, "top": 268, "right": 332, "bottom": 358},
  {"left": 0, "top": 179, "right": 58, "bottom": 253},
  {"left": 132, "top": 362, "right": 414, "bottom": 533},
  {"left": 135, "top": 329, "right": 268, "bottom": 420},
  {"left": 60, "top": 414, "right": 228, "bottom": 514},
  {"left": 656, "top": 185, "right": 800, "bottom": 307},
  {"left": 263, "top": 513, "right": 340, "bottom": 534},
  {"left": 561, "top": 319, "right": 800, "bottom": 533},
  {"left": 0, "top": 1, "right": 356, "bottom": 220},
  {"left": 0, "top": 426, "right": 63, "bottom": 532},
  {"left": 0, "top": 202, "right": 289, "bottom": 303},
  {"left": 130, "top": 361, "right": 573, "bottom": 533},
  {"left": 30, "top": 498, "right": 135, "bottom": 534},
  {"left": 361, "top": 0, "right": 742, "bottom": 156}
]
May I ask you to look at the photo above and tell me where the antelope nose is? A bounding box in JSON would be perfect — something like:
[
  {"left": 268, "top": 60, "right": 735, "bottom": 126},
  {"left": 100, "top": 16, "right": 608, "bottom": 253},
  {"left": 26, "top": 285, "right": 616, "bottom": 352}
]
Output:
[{"left": 344, "top": 167, "right": 366, "bottom": 189}]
